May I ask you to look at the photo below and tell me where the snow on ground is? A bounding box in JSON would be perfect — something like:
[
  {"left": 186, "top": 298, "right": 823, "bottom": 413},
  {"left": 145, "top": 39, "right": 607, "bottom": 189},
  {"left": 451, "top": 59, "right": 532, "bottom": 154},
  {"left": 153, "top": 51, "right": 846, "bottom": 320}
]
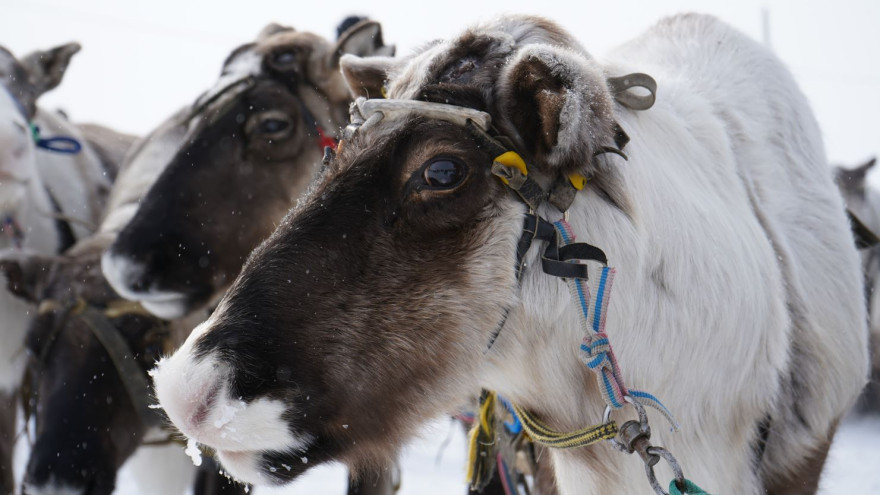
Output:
[
  {"left": 13, "top": 414, "right": 880, "bottom": 493},
  {"left": 818, "top": 415, "right": 880, "bottom": 494}
]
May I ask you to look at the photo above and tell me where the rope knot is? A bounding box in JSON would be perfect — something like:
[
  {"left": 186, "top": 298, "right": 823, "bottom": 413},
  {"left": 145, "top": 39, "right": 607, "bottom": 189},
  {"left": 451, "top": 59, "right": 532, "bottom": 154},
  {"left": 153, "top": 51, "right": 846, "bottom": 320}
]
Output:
[{"left": 580, "top": 332, "right": 612, "bottom": 370}]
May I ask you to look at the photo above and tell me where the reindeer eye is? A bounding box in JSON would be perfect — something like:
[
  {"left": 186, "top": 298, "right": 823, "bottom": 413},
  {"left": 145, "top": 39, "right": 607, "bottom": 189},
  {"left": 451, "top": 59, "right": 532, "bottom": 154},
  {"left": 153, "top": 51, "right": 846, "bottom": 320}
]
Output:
[
  {"left": 423, "top": 158, "right": 466, "bottom": 189},
  {"left": 258, "top": 118, "right": 290, "bottom": 134},
  {"left": 245, "top": 111, "right": 294, "bottom": 139},
  {"left": 272, "top": 51, "right": 297, "bottom": 67}
]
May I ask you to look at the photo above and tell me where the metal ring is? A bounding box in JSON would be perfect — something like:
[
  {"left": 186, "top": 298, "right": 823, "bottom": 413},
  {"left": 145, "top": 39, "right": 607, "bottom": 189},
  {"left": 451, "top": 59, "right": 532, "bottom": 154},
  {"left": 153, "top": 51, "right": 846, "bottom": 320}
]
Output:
[
  {"left": 603, "top": 396, "right": 649, "bottom": 427},
  {"left": 643, "top": 446, "right": 686, "bottom": 495}
]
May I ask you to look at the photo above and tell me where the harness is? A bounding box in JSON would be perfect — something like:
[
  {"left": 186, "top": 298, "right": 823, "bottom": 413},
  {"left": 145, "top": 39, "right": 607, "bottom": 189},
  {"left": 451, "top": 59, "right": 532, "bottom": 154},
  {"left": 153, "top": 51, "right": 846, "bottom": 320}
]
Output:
[
  {"left": 1, "top": 84, "right": 84, "bottom": 251},
  {"left": 188, "top": 75, "right": 339, "bottom": 151},
  {"left": 23, "top": 298, "right": 174, "bottom": 442},
  {"left": 344, "top": 74, "right": 711, "bottom": 495}
]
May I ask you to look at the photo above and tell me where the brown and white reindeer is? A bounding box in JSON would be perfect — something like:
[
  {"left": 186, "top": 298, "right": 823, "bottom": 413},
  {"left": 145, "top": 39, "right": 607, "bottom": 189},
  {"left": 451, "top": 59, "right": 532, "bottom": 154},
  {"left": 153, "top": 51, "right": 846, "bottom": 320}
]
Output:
[
  {"left": 0, "top": 42, "right": 115, "bottom": 495},
  {"left": 151, "top": 13, "right": 869, "bottom": 495},
  {"left": 102, "top": 18, "right": 394, "bottom": 321}
]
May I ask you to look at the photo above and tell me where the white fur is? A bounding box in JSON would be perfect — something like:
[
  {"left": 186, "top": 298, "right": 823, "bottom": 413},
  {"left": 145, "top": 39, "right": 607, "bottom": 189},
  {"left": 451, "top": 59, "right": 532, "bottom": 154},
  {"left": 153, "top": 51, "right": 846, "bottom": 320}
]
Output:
[{"left": 153, "top": 319, "right": 304, "bottom": 450}]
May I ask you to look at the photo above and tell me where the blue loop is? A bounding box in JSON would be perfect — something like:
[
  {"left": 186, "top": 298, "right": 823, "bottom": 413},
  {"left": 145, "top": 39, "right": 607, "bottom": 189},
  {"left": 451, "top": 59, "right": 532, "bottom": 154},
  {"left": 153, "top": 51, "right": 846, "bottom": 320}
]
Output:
[
  {"left": 30, "top": 124, "right": 82, "bottom": 154},
  {"left": 36, "top": 136, "right": 82, "bottom": 154}
]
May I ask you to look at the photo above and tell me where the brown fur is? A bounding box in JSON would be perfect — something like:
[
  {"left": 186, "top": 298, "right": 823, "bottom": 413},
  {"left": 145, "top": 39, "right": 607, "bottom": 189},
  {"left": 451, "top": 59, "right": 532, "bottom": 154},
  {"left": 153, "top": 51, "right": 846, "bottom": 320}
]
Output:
[{"left": 763, "top": 425, "right": 836, "bottom": 495}]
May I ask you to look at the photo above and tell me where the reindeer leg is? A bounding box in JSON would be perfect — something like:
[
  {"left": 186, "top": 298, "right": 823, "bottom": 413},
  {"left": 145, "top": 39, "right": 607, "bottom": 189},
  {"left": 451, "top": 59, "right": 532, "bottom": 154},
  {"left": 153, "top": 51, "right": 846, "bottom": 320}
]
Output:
[
  {"left": 763, "top": 422, "right": 837, "bottom": 495},
  {"left": 347, "top": 462, "right": 399, "bottom": 495},
  {"left": 0, "top": 389, "right": 16, "bottom": 495}
]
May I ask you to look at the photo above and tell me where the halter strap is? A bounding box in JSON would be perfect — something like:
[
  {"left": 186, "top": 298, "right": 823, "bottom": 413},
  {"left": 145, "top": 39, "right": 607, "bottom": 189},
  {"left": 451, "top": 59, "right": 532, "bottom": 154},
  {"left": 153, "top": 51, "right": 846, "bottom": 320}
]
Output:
[{"left": 29, "top": 298, "right": 169, "bottom": 430}]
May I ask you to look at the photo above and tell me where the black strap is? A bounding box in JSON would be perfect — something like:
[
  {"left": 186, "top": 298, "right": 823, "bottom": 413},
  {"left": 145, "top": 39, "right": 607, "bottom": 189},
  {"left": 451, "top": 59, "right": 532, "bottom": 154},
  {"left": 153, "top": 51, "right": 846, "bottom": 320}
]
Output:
[
  {"left": 515, "top": 214, "right": 608, "bottom": 282},
  {"left": 465, "top": 120, "right": 508, "bottom": 158},
  {"left": 43, "top": 187, "right": 77, "bottom": 253},
  {"left": 607, "top": 73, "right": 657, "bottom": 111},
  {"left": 79, "top": 307, "right": 164, "bottom": 427}
]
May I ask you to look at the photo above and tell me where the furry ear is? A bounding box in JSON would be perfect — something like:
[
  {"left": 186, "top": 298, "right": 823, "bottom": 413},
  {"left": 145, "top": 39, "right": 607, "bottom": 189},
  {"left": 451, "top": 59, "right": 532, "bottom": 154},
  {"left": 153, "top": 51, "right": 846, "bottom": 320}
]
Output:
[
  {"left": 835, "top": 157, "right": 877, "bottom": 193},
  {"left": 21, "top": 42, "right": 81, "bottom": 97},
  {"left": 496, "top": 45, "right": 616, "bottom": 176},
  {"left": 853, "top": 157, "right": 877, "bottom": 179},
  {"left": 339, "top": 54, "right": 399, "bottom": 99},
  {"left": 0, "top": 254, "right": 54, "bottom": 303},
  {"left": 331, "top": 19, "right": 395, "bottom": 68}
]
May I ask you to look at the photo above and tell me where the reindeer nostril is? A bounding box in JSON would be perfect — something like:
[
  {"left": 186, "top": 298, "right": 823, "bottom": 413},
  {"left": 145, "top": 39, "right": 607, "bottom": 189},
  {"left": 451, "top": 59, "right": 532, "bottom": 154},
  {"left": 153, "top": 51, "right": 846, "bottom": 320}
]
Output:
[{"left": 189, "top": 383, "right": 220, "bottom": 430}]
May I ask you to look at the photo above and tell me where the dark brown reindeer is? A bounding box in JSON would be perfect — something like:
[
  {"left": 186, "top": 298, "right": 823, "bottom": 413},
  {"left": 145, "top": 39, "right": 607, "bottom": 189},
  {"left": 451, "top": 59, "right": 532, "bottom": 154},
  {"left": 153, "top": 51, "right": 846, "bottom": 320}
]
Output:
[
  {"left": 1, "top": 240, "right": 206, "bottom": 495},
  {"left": 102, "top": 18, "right": 394, "bottom": 321},
  {"left": 151, "top": 13, "right": 868, "bottom": 495}
]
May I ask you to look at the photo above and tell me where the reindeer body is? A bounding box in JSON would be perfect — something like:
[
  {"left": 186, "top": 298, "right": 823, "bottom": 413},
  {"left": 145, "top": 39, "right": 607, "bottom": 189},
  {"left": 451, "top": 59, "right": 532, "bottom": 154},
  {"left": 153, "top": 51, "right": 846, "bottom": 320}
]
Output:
[{"left": 153, "top": 14, "right": 867, "bottom": 495}]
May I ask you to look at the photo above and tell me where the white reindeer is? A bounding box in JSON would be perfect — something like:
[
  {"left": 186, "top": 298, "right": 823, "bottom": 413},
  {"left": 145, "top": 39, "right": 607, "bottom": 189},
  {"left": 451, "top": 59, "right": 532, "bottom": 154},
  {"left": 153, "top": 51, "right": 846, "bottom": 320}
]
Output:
[{"left": 1, "top": 42, "right": 113, "bottom": 494}]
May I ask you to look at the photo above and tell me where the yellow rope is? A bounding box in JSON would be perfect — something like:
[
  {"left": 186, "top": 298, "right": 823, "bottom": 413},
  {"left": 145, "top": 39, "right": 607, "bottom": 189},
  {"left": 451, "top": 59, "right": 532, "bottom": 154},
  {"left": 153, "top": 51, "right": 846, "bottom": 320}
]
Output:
[
  {"left": 466, "top": 391, "right": 498, "bottom": 489},
  {"left": 466, "top": 389, "right": 619, "bottom": 490},
  {"left": 511, "top": 402, "right": 618, "bottom": 449}
]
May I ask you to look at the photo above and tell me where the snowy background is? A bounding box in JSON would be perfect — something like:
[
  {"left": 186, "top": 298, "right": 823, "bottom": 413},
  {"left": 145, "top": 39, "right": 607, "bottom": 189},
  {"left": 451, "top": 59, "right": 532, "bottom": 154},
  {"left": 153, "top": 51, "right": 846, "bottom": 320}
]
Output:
[{"left": 3, "top": 0, "right": 880, "bottom": 493}]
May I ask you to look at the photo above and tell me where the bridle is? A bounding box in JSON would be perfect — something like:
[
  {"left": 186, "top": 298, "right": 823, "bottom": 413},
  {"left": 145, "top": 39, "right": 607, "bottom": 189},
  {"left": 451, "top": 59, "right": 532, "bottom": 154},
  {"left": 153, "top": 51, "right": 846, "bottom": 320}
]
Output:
[
  {"left": 23, "top": 298, "right": 172, "bottom": 438},
  {"left": 188, "top": 74, "right": 339, "bottom": 152}
]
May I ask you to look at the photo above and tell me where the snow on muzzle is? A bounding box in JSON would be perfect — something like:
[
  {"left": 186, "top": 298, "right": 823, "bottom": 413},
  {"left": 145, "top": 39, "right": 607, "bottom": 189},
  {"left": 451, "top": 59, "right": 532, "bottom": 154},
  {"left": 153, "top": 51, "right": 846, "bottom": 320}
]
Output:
[{"left": 152, "top": 318, "right": 312, "bottom": 484}]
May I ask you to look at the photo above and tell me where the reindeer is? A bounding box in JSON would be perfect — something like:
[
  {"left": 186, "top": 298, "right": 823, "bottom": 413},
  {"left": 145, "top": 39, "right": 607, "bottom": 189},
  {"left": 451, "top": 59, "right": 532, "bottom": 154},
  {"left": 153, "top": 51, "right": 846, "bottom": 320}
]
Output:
[
  {"left": 2, "top": 18, "right": 398, "bottom": 495},
  {"left": 0, "top": 96, "right": 251, "bottom": 494},
  {"left": 151, "top": 13, "right": 868, "bottom": 495},
  {"left": 834, "top": 157, "right": 880, "bottom": 413},
  {"left": 101, "top": 18, "right": 403, "bottom": 494},
  {"left": 1, "top": 42, "right": 115, "bottom": 494}
]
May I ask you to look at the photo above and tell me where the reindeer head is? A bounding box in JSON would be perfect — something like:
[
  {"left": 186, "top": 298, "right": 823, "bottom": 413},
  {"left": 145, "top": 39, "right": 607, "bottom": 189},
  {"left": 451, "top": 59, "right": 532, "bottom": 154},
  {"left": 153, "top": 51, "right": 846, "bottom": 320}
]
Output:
[
  {"left": 152, "top": 15, "right": 626, "bottom": 484},
  {"left": 102, "top": 19, "right": 394, "bottom": 319}
]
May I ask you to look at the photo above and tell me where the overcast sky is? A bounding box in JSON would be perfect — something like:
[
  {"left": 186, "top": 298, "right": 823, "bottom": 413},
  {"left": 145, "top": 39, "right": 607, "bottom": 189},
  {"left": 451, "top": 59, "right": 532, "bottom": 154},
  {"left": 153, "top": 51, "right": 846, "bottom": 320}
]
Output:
[{"left": 2, "top": 0, "right": 878, "bottom": 169}]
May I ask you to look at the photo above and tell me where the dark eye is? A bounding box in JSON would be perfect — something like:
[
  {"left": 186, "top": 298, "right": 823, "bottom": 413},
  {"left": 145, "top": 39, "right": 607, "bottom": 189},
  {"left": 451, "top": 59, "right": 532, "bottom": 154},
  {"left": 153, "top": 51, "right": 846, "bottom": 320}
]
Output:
[
  {"left": 258, "top": 118, "right": 290, "bottom": 134},
  {"left": 424, "top": 159, "right": 466, "bottom": 189},
  {"left": 270, "top": 51, "right": 298, "bottom": 71}
]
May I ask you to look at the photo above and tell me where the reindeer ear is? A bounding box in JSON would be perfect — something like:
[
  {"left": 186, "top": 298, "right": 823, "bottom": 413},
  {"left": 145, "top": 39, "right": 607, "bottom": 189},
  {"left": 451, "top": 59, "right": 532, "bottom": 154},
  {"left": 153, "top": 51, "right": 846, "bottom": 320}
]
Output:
[
  {"left": 21, "top": 42, "right": 81, "bottom": 97},
  {"left": 257, "top": 23, "right": 294, "bottom": 41},
  {"left": 339, "top": 54, "right": 398, "bottom": 99},
  {"left": 837, "top": 157, "right": 878, "bottom": 188},
  {"left": 856, "top": 157, "right": 877, "bottom": 178},
  {"left": 496, "top": 46, "right": 616, "bottom": 176},
  {"left": 0, "top": 254, "right": 54, "bottom": 303},
  {"left": 331, "top": 19, "right": 395, "bottom": 68}
]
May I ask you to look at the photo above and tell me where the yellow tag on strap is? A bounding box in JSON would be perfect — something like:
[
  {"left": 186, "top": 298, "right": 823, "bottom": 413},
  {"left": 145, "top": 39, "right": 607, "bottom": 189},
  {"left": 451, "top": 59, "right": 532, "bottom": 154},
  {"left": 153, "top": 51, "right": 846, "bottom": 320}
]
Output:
[
  {"left": 493, "top": 151, "right": 529, "bottom": 186},
  {"left": 569, "top": 173, "right": 587, "bottom": 191}
]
